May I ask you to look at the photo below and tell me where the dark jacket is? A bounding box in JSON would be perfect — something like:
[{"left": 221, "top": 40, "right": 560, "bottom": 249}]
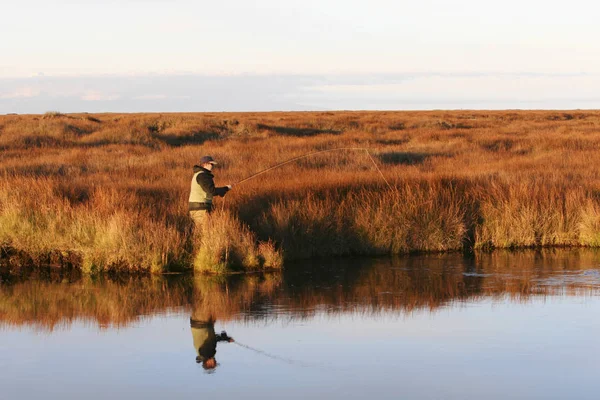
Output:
[
  {"left": 189, "top": 166, "right": 230, "bottom": 211},
  {"left": 190, "top": 319, "right": 233, "bottom": 362}
]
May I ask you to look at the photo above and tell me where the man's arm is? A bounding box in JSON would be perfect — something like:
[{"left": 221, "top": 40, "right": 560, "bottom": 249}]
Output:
[
  {"left": 216, "top": 331, "right": 234, "bottom": 343},
  {"left": 197, "top": 174, "right": 230, "bottom": 197}
]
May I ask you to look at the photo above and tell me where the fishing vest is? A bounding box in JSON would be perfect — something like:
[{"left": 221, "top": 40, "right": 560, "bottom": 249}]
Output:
[
  {"left": 189, "top": 171, "right": 213, "bottom": 204},
  {"left": 191, "top": 325, "right": 217, "bottom": 361}
]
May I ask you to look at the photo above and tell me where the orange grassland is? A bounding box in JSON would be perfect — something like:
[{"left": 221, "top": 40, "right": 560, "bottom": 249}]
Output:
[{"left": 1, "top": 110, "right": 600, "bottom": 273}]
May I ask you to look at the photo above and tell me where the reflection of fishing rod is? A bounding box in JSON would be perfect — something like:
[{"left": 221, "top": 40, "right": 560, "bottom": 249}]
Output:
[
  {"left": 233, "top": 341, "right": 316, "bottom": 368},
  {"left": 234, "top": 147, "right": 393, "bottom": 190}
]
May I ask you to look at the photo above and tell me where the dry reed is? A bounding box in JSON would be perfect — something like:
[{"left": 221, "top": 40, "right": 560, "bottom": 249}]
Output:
[{"left": 2, "top": 111, "right": 600, "bottom": 273}]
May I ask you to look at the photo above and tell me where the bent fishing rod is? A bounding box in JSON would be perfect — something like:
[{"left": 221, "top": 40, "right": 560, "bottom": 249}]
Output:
[
  {"left": 219, "top": 147, "right": 434, "bottom": 211},
  {"left": 233, "top": 147, "right": 393, "bottom": 190}
]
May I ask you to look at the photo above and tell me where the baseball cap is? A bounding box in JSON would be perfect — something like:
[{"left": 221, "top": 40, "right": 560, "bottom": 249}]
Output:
[{"left": 199, "top": 155, "right": 217, "bottom": 165}]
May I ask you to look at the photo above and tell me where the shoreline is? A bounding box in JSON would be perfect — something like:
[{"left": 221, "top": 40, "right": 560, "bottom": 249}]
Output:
[
  {"left": 3, "top": 244, "right": 600, "bottom": 277},
  {"left": 2, "top": 110, "right": 600, "bottom": 274}
]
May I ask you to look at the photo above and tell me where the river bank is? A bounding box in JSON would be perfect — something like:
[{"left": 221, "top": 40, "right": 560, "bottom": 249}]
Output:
[{"left": 2, "top": 110, "right": 600, "bottom": 273}]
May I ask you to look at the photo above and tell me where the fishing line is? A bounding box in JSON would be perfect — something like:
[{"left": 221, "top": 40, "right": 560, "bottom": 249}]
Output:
[
  {"left": 233, "top": 341, "right": 319, "bottom": 368},
  {"left": 218, "top": 147, "right": 434, "bottom": 211}
]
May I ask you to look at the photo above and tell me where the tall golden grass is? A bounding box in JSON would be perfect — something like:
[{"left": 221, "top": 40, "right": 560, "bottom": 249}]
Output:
[{"left": 1, "top": 110, "right": 600, "bottom": 273}]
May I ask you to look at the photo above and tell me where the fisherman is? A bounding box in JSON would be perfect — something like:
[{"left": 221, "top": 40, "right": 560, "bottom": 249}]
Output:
[
  {"left": 188, "top": 155, "right": 233, "bottom": 226},
  {"left": 191, "top": 318, "right": 234, "bottom": 370}
]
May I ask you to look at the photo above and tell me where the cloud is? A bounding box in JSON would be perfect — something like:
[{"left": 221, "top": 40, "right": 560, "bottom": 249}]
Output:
[
  {"left": 0, "top": 86, "right": 41, "bottom": 99},
  {"left": 1, "top": 72, "right": 599, "bottom": 113},
  {"left": 133, "top": 94, "right": 168, "bottom": 100},
  {"left": 81, "top": 91, "right": 120, "bottom": 101},
  {"left": 298, "top": 73, "right": 600, "bottom": 110},
  {"left": 132, "top": 94, "right": 193, "bottom": 100}
]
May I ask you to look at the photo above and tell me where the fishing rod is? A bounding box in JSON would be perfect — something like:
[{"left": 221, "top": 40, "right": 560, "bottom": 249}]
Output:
[
  {"left": 234, "top": 147, "right": 393, "bottom": 190},
  {"left": 219, "top": 147, "right": 435, "bottom": 211}
]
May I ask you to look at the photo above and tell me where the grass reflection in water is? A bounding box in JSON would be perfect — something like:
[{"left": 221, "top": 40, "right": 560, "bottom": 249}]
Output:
[{"left": 1, "top": 250, "right": 600, "bottom": 332}]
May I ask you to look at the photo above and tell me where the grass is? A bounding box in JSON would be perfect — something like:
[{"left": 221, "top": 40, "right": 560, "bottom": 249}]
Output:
[
  {"left": 192, "top": 210, "right": 283, "bottom": 273},
  {"left": 1, "top": 110, "right": 600, "bottom": 273}
]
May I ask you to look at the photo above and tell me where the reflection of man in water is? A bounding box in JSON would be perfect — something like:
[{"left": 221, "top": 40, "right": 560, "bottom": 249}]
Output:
[{"left": 191, "top": 318, "right": 234, "bottom": 370}]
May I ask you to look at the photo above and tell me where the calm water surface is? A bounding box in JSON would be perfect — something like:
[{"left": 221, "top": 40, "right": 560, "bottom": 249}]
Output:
[{"left": 2, "top": 250, "right": 600, "bottom": 399}]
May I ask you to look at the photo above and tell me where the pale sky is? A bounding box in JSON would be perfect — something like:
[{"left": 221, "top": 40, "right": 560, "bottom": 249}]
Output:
[{"left": 1, "top": 0, "right": 599, "bottom": 112}]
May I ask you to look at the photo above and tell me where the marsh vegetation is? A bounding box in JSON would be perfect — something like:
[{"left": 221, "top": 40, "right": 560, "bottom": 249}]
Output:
[{"left": 1, "top": 111, "right": 600, "bottom": 273}]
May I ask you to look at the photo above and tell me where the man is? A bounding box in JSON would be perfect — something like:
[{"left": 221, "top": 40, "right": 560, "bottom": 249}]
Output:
[
  {"left": 191, "top": 318, "right": 234, "bottom": 370},
  {"left": 188, "top": 155, "right": 233, "bottom": 226}
]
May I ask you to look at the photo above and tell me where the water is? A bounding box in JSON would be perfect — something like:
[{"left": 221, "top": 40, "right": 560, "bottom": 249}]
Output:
[{"left": 2, "top": 250, "right": 600, "bottom": 399}]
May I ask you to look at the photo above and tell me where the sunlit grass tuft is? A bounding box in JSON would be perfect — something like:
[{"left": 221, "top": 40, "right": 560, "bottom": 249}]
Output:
[{"left": 192, "top": 211, "right": 283, "bottom": 274}]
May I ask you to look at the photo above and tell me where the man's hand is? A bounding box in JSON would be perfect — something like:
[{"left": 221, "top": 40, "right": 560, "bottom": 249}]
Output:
[
  {"left": 226, "top": 184, "right": 233, "bottom": 190},
  {"left": 220, "top": 331, "right": 233, "bottom": 342}
]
